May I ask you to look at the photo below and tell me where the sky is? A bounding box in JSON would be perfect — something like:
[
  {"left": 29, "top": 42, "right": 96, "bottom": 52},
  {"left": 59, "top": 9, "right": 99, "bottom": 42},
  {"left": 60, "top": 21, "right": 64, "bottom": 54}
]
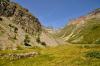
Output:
[{"left": 14, "top": 0, "right": 100, "bottom": 29}]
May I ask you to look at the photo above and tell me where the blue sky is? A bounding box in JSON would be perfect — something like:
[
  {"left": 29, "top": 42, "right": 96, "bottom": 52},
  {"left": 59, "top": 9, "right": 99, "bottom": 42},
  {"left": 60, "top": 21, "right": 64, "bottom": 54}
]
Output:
[{"left": 14, "top": 0, "right": 100, "bottom": 29}]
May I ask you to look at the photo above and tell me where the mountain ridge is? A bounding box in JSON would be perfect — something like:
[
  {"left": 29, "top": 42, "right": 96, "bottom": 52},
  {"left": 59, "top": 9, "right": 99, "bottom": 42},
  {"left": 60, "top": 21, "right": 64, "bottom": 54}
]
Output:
[{"left": 58, "top": 8, "right": 100, "bottom": 44}]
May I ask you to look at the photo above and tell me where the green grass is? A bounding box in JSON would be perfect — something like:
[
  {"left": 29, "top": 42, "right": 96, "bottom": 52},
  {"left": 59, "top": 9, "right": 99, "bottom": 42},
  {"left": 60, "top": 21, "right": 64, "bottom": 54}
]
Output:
[{"left": 0, "top": 44, "right": 100, "bottom": 66}]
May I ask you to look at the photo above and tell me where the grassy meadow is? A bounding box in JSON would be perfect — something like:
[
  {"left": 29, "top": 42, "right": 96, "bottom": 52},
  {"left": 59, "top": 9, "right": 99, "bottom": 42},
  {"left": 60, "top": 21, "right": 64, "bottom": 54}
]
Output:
[{"left": 0, "top": 44, "right": 100, "bottom": 66}]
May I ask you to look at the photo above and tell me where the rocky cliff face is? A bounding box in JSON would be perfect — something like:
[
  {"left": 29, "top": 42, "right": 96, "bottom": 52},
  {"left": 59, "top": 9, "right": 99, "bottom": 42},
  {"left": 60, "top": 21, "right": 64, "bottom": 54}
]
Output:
[
  {"left": 0, "top": 0, "right": 42, "bottom": 50},
  {"left": 58, "top": 8, "right": 100, "bottom": 44}
]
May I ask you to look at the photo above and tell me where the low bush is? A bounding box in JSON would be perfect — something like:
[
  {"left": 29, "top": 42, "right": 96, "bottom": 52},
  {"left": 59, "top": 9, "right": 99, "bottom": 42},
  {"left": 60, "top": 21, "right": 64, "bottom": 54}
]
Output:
[
  {"left": 24, "top": 35, "right": 31, "bottom": 46},
  {"left": 86, "top": 51, "right": 100, "bottom": 59},
  {"left": 94, "top": 39, "right": 100, "bottom": 44}
]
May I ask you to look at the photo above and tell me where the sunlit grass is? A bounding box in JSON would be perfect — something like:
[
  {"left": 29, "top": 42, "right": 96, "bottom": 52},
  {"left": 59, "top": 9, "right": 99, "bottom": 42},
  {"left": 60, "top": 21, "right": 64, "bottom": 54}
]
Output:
[{"left": 0, "top": 44, "right": 100, "bottom": 66}]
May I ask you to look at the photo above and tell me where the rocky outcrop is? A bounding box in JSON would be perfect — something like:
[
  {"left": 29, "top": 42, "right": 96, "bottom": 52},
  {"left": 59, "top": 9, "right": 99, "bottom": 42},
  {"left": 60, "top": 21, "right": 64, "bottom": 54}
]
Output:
[
  {"left": 0, "top": 1, "right": 41, "bottom": 35},
  {"left": 0, "top": 52, "right": 38, "bottom": 60},
  {"left": 0, "top": 0, "right": 42, "bottom": 50}
]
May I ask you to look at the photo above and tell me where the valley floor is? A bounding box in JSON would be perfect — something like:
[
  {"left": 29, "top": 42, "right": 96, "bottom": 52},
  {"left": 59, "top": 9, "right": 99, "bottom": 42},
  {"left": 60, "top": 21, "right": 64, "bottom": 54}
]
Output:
[{"left": 0, "top": 44, "right": 100, "bottom": 66}]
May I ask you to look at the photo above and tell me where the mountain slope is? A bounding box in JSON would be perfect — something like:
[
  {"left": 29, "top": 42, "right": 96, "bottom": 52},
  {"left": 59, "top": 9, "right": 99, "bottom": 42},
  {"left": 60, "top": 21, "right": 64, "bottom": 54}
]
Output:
[
  {"left": 40, "top": 27, "right": 66, "bottom": 46},
  {"left": 58, "top": 8, "right": 100, "bottom": 44},
  {"left": 0, "top": 0, "right": 42, "bottom": 50}
]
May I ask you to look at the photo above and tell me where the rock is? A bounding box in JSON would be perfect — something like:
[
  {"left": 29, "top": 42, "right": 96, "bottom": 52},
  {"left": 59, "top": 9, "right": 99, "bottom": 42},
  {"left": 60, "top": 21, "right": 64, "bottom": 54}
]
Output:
[
  {"left": 0, "top": 0, "right": 42, "bottom": 50},
  {"left": 0, "top": 52, "right": 38, "bottom": 60}
]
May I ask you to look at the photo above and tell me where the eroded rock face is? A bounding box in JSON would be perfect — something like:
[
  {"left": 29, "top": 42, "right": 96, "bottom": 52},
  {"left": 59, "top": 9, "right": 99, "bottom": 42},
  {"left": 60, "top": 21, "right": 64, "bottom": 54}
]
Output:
[
  {"left": 0, "top": 1, "right": 41, "bottom": 35},
  {"left": 0, "top": 0, "right": 42, "bottom": 50}
]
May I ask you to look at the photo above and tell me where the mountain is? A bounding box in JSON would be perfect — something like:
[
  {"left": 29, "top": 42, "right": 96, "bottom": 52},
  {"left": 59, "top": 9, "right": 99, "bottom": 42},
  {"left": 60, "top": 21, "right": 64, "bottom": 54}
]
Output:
[
  {"left": 0, "top": 0, "right": 66, "bottom": 50},
  {"left": 40, "top": 27, "right": 66, "bottom": 46},
  {"left": 0, "top": 0, "right": 100, "bottom": 51},
  {"left": 58, "top": 8, "right": 100, "bottom": 44},
  {"left": 0, "top": 0, "right": 42, "bottom": 50}
]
